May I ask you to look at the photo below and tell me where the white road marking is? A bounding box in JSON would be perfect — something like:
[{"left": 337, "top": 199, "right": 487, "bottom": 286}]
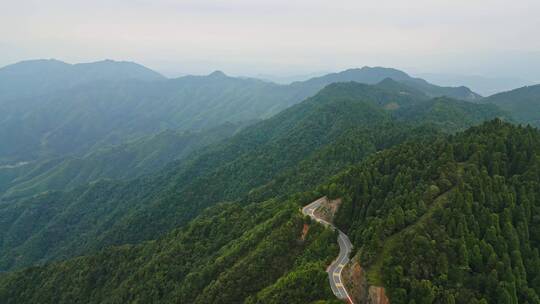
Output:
[{"left": 302, "top": 198, "right": 355, "bottom": 304}]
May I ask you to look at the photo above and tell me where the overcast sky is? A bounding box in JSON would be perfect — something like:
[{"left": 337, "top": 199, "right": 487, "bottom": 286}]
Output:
[{"left": 1, "top": 0, "right": 540, "bottom": 81}]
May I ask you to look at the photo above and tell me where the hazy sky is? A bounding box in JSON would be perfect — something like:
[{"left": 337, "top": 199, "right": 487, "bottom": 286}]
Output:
[{"left": 2, "top": 0, "right": 540, "bottom": 80}]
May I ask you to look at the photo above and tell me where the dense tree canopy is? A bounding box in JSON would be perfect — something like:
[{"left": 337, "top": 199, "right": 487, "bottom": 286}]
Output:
[
  {"left": 0, "top": 77, "right": 522, "bottom": 304},
  {"left": 317, "top": 120, "right": 540, "bottom": 303}
]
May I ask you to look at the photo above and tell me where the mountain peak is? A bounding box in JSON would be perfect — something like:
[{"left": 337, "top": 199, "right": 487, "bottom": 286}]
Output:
[
  {"left": 0, "top": 59, "right": 165, "bottom": 100},
  {"left": 208, "top": 70, "right": 227, "bottom": 78},
  {"left": 0, "top": 59, "right": 70, "bottom": 72}
]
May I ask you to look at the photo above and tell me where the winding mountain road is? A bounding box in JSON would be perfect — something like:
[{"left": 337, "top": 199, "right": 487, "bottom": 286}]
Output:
[{"left": 302, "top": 197, "right": 354, "bottom": 304}]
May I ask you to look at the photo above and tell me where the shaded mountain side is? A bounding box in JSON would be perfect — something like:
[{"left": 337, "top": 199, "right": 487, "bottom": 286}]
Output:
[
  {"left": 0, "top": 81, "right": 504, "bottom": 271},
  {"left": 0, "top": 62, "right": 480, "bottom": 164},
  {"left": 481, "top": 84, "right": 540, "bottom": 127},
  {"left": 0, "top": 122, "right": 245, "bottom": 200}
]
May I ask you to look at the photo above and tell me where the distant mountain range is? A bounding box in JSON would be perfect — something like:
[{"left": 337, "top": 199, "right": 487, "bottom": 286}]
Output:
[
  {"left": 419, "top": 73, "right": 535, "bottom": 96},
  {"left": 1, "top": 59, "right": 540, "bottom": 304},
  {"left": 0, "top": 79, "right": 521, "bottom": 304},
  {"left": 0, "top": 79, "right": 507, "bottom": 272},
  {"left": 0, "top": 59, "right": 483, "bottom": 165},
  {"left": 292, "top": 67, "right": 482, "bottom": 101},
  {"left": 0, "top": 122, "right": 244, "bottom": 200},
  {"left": 0, "top": 59, "right": 164, "bottom": 101}
]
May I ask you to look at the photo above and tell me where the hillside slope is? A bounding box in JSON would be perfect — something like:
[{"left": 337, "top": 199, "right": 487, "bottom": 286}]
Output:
[
  {"left": 0, "top": 81, "right": 505, "bottom": 271},
  {"left": 0, "top": 199, "right": 339, "bottom": 304},
  {"left": 322, "top": 120, "right": 540, "bottom": 303},
  {"left": 0, "top": 62, "right": 480, "bottom": 165},
  {"left": 0, "top": 122, "right": 243, "bottom": 200},
  {"left": 1, "top": 121, "right": 535, "bottom": 304},
  {"left": 482, "top": 84, "right": 540, "bottom": 127}
]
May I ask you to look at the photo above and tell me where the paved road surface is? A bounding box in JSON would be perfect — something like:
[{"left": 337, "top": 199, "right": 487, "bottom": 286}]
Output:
[{"left": 302, "top": 197, "right": 354, "bottom": 304}]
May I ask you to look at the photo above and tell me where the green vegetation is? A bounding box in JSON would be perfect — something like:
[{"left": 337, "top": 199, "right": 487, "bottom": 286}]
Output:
[
  {"left": 0, "top": 80, "right": 502, "bottom": 272},
  {"left": 482, "top": 84, "right": 540, "bottom": 127},
  {"left": 2, "top": 119, "right": 533, "bottom": 303},
  {"left": 0, "top": 61, "right": 480, "bottom": 165},
  {"left": 0, "top": 122, "right": 243, "bottom": 199},
  {"left": 0, "top": 67, "right": 533, "bottom": 304},
  {"left": 0, "top": 199, "right": 338, "bottom": 304},
  {"left": 320, "top": 120, "right": 540, "bottom": 303},
  {"left": 2, "top": 58, "right": 540, "bottom": 304}
]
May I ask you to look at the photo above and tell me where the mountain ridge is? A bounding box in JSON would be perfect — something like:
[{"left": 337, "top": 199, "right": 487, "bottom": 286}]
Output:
[
  {"left": 2, "top": 120, "right": 538, "bottom": 304},
  {"left": 0, "top": 59, "right": 165, "bottom": 101},
  {"left": 0, "top": 61, "right": 483, "bottom": 165},
  {"left": 481, "top": 84, "right": 540, "bottom": 127},
  {"left": 0, "top": 80, "right": 507, "bottom": 272}
]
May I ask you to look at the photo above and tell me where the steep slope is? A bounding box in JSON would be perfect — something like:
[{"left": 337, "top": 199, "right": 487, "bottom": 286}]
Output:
[
  {"left": 0, "top": 81, "right": 504, "bottom": 271},
  {"left": 0, "top": 121, "right": 533, "bottom": 304},
  {"left": 0, "top": 199, "right": 339, "bottom": 304},
  {"left": 0, "top": 122, "right": 243, "bottom": 200},
  {"left": 482, "top": 84, "right": 540, "bottom": 127},
  {"left": 320, "top": 120, "right": 540, "bottom": 303}
]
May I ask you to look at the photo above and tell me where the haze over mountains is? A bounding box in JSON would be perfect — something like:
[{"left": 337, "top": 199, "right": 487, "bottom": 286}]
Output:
[
  {"left": 419, "top": 73, "right": 536, "bottom": 96},
  {"left": 0, "top": 59, "right": 484, "bottom": 165},
  {"left": 0, "top": 58, "right": 540, "bottom": 304},
  {"left": 0, "top": 59, "right": 165, "bottom": 100}
]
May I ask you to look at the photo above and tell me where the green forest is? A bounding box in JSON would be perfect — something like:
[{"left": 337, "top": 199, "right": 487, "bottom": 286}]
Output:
[
  {"left": 0, "top": 81, "right": 504, "bottom": 272},
  {"left": 1, "top": 59, "right": 539, "bottom": 304},
  {"left": 324, "top": 120, "right": 540, "bottom": 303},
  {"left": 3, "top": 118, "right": 540, "bottom": 303}
]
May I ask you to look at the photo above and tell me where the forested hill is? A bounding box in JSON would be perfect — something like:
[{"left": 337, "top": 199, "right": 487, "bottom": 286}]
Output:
[
  {"left": 0, "top": 60, "right": 481, "bottom": 165},
  {"left": 2, "top": 120, "right": 537, "bottom": 304},
  {"left": 482, "top": 84, "right": 540, "bottom": 127},
  {"left": 0, "top": 199, "right": 341, "bottom": 304},
  {"left": 0, "top": 81, "right": 503, "bottom": 272},
  {"left": 0, "top": 59, "right": 165, "bottom": 101},
  {"left": 320, "top": 120, "right": 540, "bottom": 303},
  {"left": 0, "top": 122, "right": 244, "bottom": 200}
]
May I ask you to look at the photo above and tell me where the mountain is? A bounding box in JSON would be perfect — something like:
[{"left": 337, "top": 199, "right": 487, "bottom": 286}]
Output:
[
  {"left": 481, "top": 84, "right": 540, "bottom": 127},
  {"left": 293, "top": 67, "right": 482, "bottom": 101},
  {"left": 2, "top": 120, "right": 537, "bottom": 304},
  {"left": 0, "top": 59, "right": 165, "bottom": 101},
  {"left": 419, "top": 72, "right": 535, "bottom": 96},
  {"left": 395, "top": 96, "right": 508, "bottom": 132},
  {"left": 0, "top": 81, "right": 506, "bottom": 271},
  {"left": 0, "top": 61, "right": 481, "bottom": 165},
  {"left": 0, "top": 71, "right": 289, "bottom": 164},
  {"left": 0, "top": 122, "right": 244, "bottom": 200},
  {"left": 327, "top": 120, "right": 540, "bottom": 303},
  {"left": 0, "top": 199, "right": 340, "bottom": 304}
]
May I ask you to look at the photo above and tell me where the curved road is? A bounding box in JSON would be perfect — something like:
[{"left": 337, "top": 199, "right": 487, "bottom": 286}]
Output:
[{"left": 302, "top": 197, "right": 354, "bottom": 304}]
